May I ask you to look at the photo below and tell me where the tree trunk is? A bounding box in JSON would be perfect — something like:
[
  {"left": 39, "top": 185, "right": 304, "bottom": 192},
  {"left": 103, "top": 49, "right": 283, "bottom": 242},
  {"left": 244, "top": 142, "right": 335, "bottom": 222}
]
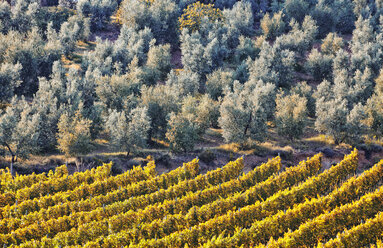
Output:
[
  {"left": 10, "top": 156, "right": 14, "bottom": 177},
  {"left": 75, "top": 157, "right": 82, "bottom": 172},
  {"left": 4, "top": 143, "right": 15, "bottom": 177},
  {"left": 243, "top": 113, "right": 252, "bottom": 138},
  {"left": 147, "top": 129, "right": 154, "bottom": 146}
]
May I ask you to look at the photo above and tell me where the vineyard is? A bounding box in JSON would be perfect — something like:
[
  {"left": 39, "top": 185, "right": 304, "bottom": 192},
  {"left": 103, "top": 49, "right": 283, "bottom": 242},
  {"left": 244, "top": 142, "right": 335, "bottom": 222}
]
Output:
[{"left": 0, "top": 149, "right": 383, "bottom": 247}]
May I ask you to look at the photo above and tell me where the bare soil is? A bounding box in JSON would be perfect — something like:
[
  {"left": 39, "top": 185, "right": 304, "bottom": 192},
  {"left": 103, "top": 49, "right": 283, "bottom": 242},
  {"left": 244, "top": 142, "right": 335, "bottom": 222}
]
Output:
[{"left": 89, "top": 23, "right": 121, "bottom": 42}]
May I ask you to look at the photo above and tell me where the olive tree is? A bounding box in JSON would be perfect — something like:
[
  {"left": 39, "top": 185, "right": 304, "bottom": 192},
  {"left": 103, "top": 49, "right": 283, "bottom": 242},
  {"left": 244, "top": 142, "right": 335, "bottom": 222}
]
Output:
[
  {"left": 248, "top": 41, "right": 295, "bottom": 88},
  {"left": 205, "top": 69, "right": 234, "bottom": 100},
  {"left": 105, "top": 107, "right": 151, "bottom": 156},
  {"left": 321, "top": 32, "right": 344, "bottom": 56},
  {"left": 275, "top": 92, "right": 308, "bottom": 140},
  {"left": 218, "top": 82, "right": 271, "bottom": 144},
  {"left": 283, "top": 0, "right": 309, "bottom": 24},
  {"left": 314, "top": 80, "right": 367, "bottom": 144},
  {"left": 166, "top": 112, "right": 199, "bottom": 153},
  {"left": 140, "top": 84, "right": 181, "bottom": 139},
  {"left": 82, "top": 26, "right": 153, "bottom": 75},
  {"left": 0, "top": 98, "right": 41, "bottom": 175},
  {"left": 260, "top": 11, "right": 285, "bottom": 40},
  {"left": 56, "top": 111, "right": 94, "bottom": 159},
  {"left": 165, "top": 70, "right": 200, "bottom": 96},
  {"left": 0, "top": 63, "right": 22, "bottom": 102},
  {"left": 77, "top": 0, "right": 117, "bottom": 31},
  {"left": 305, "top": 48, "right": 333, "bottom": 82},
  {"left": 118, "top": 0, "right": 179, "bottom": 43}
]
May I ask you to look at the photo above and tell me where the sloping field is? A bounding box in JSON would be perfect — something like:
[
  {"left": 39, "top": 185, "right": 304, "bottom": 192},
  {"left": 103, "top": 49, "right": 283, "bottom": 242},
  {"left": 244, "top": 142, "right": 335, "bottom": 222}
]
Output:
[{"left": 0, "top": 149, "right": 382, "bottom": 247}]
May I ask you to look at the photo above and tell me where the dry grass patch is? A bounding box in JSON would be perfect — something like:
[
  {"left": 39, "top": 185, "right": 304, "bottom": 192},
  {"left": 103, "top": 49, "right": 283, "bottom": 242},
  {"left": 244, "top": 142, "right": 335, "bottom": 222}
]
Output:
[{"left": 304, "top": 134, "right": 335, "bottom": 145}]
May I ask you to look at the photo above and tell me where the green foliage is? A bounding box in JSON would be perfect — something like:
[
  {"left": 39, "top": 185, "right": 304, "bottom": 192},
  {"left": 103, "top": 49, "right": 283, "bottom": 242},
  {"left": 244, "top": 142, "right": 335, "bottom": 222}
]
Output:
[
  {"left": 166, "top": 112, "right": 199, "bottom": 152},
  {"left": 218, "top": 82, "right": 270, "bottom": 144},
  {"left": 223, "top": 0, "right": 254, "bottom": 38},
  {"left": 146, "top": 44, "right": 172, "bottom": 82},
  {"left": 197, "top": 95, "right": 220, "bottom": 129},
  {"left": 314, "top": 81, "right": 347, "bottom": 144},
  {"left": 351, "top": 16, "right": 383, "bottom": 76},
  {"left": 119, "top": 0, "right": 179, "bottom": 43},
  {"left": 333, "top": 48, "right": 350, "bottom": 75},
  {"left": 140, "top": 84, "right": 181, "bottom": 139},
  {"left": 0, "top": 63, "right": 22, "bottom": 102},
  {"left": 59, "top": 15, "right": 90, "bottom": 56},
  {"left": 291, "top": 81, "right": 315, "bottom": 117},
  {"left": 219, "top": 87, "right": 253, "bottom": 144},
  {"left": 321, "top": 32, "right": 344, "bottom": 56},
  {"left": 244, "top": 79, "right": 277, "bottom": 120},
  {"left": 105, "top": 107, "right": 151, "bottom": 155},
  {"left": 234, "top": 36, "right": 259, "bottom": 64},
  {"left": 9, "top": 0, "right": 38, "bottom": 33},
  {"left": 345, "top": 103, "right": 367, "bottom": 144},
  {"left": 31, "top": 6, "right": 75, "bottom": 34},
  {"left": 27, "top": 61, "right": 65, "bottom": 151},
  {"left": 0, "top": 0, "right": 381, "bottom": 156},
  {"left": 214, "top": 0, "right": 237, "bottom": 9},
  {"left": 96, "top": 58, "right": 143, "bottom": 112},
  {"left": 181, "top": 95, "right": 220, "bottom": 133},
  {"left": 7, "top": 0, "right": 70, "bottom": 34},
  {"left": 375, "top": 68, "right": 383, "bottom": 97},
  {"left": 260, "top": 11, "right": 285, "bottom": 40},
  {"left": 83, "top": 25, "right": 153, "bottom": 75},
  {"left": 314, "top": 80, "right": 367, "bottom": 145},
  {"left": 333, "top": 0, "right": 355, "bottom": 34},
  {"left": 166, "top": 70, "right": 200, "bottom": 96},
  {"left": 56, "top": 111, "right": 94, "bottom": 157},
  {"left": 331, "top": 66, "right": 374, "bottom": 106},
  {"left": 364, "top": 69, "right": 383, "bottom": 138},
  {"left": 233, "top": 60, "right": 250, "bottom": 84},
  {"left": 59, "top": 0, "right": 77, "bottom": 8},
  {"left": 180, "top": 28, "right": 228, "bottom": 76},
  {"left": 77, "top": 0, "right": 117, "bottom": 31},
  {"left": 249, "top": 41, "right": 295, "bottom": 88},
  {"left": 205, "top": 69, "right": 234, "bottom": 100},
  {"left": 275, "top": 16, "right": 318, "bottom": 56},
  {"left": 0, "top": 98, "right": 41, "bottom": 173},
  {"left": 0, "top": 28, "right": 62, "bottom": 96},
  {"left": 310, "top": 0, "right": 335, "bottom": 38},
  {"left": 0, "top": 2, "right": 12, "bottom": 34},
  {"left": 305, "top": 48, "right": 333, "bottom": 82},
  {"left": 275, "top": 92, "right": 307, "bottom": 140},
  {"left": 283, "top": 0, "right": 309, "bottom": 23},
  {"left": 350, "top": 67, "right": 374, "bottom": 104},
  {"left": 365, "top": 93, "right": 383, "bottom": 138}
]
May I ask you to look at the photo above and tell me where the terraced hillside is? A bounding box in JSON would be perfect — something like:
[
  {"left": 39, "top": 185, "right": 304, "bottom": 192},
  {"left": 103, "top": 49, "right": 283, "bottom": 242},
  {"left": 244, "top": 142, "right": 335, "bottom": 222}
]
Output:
[{"left": 0, "top": 149, "right": 382, "bottom": 247}]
